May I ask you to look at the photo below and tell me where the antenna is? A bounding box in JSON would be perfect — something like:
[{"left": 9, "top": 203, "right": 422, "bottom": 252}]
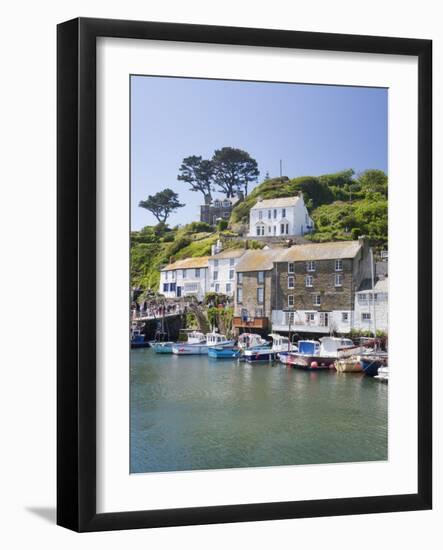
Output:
[{"left": 279, "top": 160, "right": 283, "bottom": 177}]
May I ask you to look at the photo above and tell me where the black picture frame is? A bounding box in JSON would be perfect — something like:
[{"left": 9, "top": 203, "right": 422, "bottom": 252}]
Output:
[{"left": 57, "top": 17, "right": 432, "bottom": 532}]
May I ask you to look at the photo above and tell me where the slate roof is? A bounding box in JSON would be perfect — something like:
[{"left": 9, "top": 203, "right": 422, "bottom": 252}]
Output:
[
  {"left": 279, "top": 240, "right": 363, "bottom": 262},
  {"left": 162, "top": 256, "right": 210, "bottom": 271},
  {"left": 251, "top": 196, "right": 300, "bottom": 209}
]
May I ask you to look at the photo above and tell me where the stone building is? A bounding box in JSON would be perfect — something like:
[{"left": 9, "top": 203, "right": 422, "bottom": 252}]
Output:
[
  {"left": 233, "top": 248, "right": 285, "bottom": 332},
  {"left": 271, "top": 238, "right": 371, "bottom": 334},
  {"left": 200, "top": 196, "right": 239, "bottom": 226}
]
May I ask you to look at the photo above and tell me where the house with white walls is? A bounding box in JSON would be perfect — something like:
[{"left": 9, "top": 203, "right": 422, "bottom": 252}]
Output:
[
  {"left": 207, "top": 241, "right": 246, "bottom": 298},
  {"left": 354, "top": 277, "right": 388, "bottom": 333},
  {"left": 247, "top": 194, "right": 314, "bottom": 238},
  {"left": 159, "top": 256, "right": 210, "bottom": 302}
]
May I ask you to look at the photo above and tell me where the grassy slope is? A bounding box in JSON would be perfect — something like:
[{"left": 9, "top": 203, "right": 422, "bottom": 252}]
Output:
[{"left": 132, "top": 170, "right": 388, "bottom": 292}]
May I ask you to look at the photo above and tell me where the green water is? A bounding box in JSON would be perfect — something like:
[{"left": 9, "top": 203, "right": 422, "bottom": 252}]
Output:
[{"left": 130, "top": 349, "right": 388, "bottom": 473}]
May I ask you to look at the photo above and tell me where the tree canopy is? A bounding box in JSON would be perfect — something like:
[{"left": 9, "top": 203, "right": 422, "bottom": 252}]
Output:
[
  {"left": 139, "top": 188, "right": 184, "bottom": 223},
  {"left": 212, "top": 147, "right": 259, "bottom": 197},
  {"left": 177, "top": 156, "right": 214, "bottom": 205}
]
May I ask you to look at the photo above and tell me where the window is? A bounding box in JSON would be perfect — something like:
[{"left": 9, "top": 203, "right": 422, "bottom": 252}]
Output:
[
  {"left": 288, "top": 262, "right": 295, "bottom": 273},
  {"left": 273, "top": 209, "right": 277, "bottom": 219},
  {"left": 195, "top": 268, "right": 200, "bottom": 278},
  {"left": 214, "top": 259, "right": 219, "bottom": 267},
  {"left": 268, "top": 226, "right": 271, "bottom": 233},
  {"left": 229, "top": 258, "right": 235, "bottom": 266},
  {"left": 184, "top": 283, "right": 198, "bottom": 293},
  {"left": 268, "top": 210, "right": 271, "bottom": 219},
  {"left": 257, "top": 287, "right": 264, "bottom": 304},
  {"left": 319, "top": 312, "right": 329, "bottom": 327},
  {"left": 342, "top": 312, "right": 349, "bottom": 322},
  {"left": 223, "top": 200, "right": 230, "bottom": 208},
  {"left": 237, "top": 288, "right": 243, "bottom": 303},
  {"left": 256, "top": 225, "right": 265, "bottom": 236},
  {"left": 288, "top": 276, "right": 295, "bottom": 289},
  {"left": 306, "top": 312, "right": 315, "bottom": 324},
  {"left": 362, "top": 312, "right": 371, "bottom": 321},
  {"left": 335, "top": 259, "right": 343, "bottom": 271},
  {"left": 280, "top": 223, "right": 285, "bottom": 234},
  {"left": 165, "top": 271, "right": 168, "bottom": 281},
  {"left": 258, "top": 271, "right": 264, "bottom": 284},
  {"left": 215, "top": 283, "right": 220, "bottom": 293},
  {"left": 282, "top": 208, "right": 286, "bottom": 217},
  {"left": 273, "top": 226, "right": 276, "bottom": 235},
  {"left": 229, "top": 269, "right": 234, "bottom": 280},
  {"left": 285, "top": 223, "right": 289, "bottom": 234},
  {"left": 305, "top": 275, "right": 313, "bottom": 287},
  {"left": 237, "top": 272, "right": 243, "bottom": 284},
  {"left": 170, "top": 282, "right": 176, "bottom": 292},
  {"left": 213, "top": 271, "right": 218, "bottom": 280},
  {"left": 313, "top": 294, "right": 321, "bottom": 306},
  {"left": 182, "top": 269, "right": 187, "bottom": 279},
  {"left": 286, "top": 311, "right": 295, "bottom": 325},
  {"left": 163, "top": 283, "right": 169, "bottom": 292},
  {"left": 222, "top": 212, "right": 230, "bottom": 219},
  {"left": 335, "top": 274, "right": 343, "bottom": 287},
  {"left": 226, "top": 283, "right": 231, "bottom": 293},
  {"left": 214, "top": 200, "right": 221, "bottom": 207},
  {"left": 307, "top": 261, "right": 315, "bottom": 272},
  {"left": 288, "top": 295, "right": 294, "bottom": 307},
  {"left": 259, "top": 210, "right": 263, "bottom": 220},
  {"left": 171, "top": 271, "right": 175, "bottom": 281}
]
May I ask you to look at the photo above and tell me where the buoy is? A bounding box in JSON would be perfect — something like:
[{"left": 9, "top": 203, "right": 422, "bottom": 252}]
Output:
[{"left": 311, "top": 361, "right": 318, "bottom": 369}]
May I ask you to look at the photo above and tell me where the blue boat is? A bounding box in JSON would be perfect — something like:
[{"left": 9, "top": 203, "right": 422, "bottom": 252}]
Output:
[
  {"left": 208, "top": 346, "right": 241, "bottom": 359},
  {"left": 360, "top": 355, "right": 388, "bottom": 377},
  {"left": 131, "top": 326, "right": 150, "bottom": 348}
]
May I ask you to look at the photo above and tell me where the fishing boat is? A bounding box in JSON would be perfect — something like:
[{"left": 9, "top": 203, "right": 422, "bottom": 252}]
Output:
[
  {"left": 172, "top": 331, "right": 235, "bottom": 355},
  {"left": 334, "top": 356, "right": 363, "bottom": 373},
  {"left": 374, "top": 366, "right": 389, "bottom": 382},
  {"left": 208, "top": 346, "right": 241, "bottom": 359},
  {"left": 243, "top": 346, "right": 275, "bottom": 363},
  {"left": 152, "top": 341, "right": 175, "bottom": 353},
  {"left": 286, "top": 337, "right": 355, "bottom": 369},
  {"left": 360, "top": 353, "right": 388, "bottom": 376},
  {"left": 238, "top": 333, "right": 269, "bottom": 350},
  {"left": 130, "top": 325, "right": 150, "bottom": 348}
]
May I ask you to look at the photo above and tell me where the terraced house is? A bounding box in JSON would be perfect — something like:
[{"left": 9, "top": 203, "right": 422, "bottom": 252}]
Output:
[
  {"left": 233, "top": 248, "right": 285, "bottom": 332},
  {"left": 271, "top": 238, "right": 371, "bottom": 334},
  {"left": 159, "top": 256, "right": 210, "bottom": 302}
]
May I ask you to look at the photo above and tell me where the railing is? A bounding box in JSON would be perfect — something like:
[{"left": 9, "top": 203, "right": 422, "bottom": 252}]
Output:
[{"left": 132, "top": 306, "right": 185, "bottom": 320}]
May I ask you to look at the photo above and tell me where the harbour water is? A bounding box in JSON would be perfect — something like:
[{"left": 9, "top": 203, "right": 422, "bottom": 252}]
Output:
[{"left": 130, "top": 349, "right": 388, "bottom": 473}]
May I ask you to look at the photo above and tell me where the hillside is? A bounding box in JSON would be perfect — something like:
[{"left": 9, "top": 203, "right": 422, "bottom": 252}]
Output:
[
  {"left": 230, "top": 169, "right": 387, "bottom": 245},
  {"left": 131, "top": 169, "right": 387, "bottom": 292}
]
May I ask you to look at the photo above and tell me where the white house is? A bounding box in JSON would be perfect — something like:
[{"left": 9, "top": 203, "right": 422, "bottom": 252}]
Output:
[
  {"left": 159, "top": 256, "right": 210, "bottom": 302},
  {"left": 354, "top": 277, "right": 388, "bottom": 333},
  {"left": 247, "top": 195, "right": 314, "bottom": 238},
  {"left": 207, "top": 243, "right": 246, "bottom": 298}
]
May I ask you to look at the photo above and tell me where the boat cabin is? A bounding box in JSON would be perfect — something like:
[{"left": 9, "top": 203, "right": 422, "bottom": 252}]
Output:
[
  {"left": 319, "top": 337, "right": 354, "bottom": 357},
  {"left": 206, "top": 332, "right": 228, "bottom": 346},
  {"left": 298, "top": 340, "right": 321, "bottom": 355},
  {"left": 187, "top": 331, "right": 206, "bottom": 344}
]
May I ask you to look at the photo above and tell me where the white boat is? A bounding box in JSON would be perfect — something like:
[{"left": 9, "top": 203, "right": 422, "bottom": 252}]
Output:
[
  {"left": 374, "top": 366, "right": 389, "bottom": 382},
  {"left": 238, "top": 333, "right": 269, "bottom": 350},
  {"left": 172, "top": 331, "right": 235, "bottom": 355},
  {"left": 284, "top": 337, "right": 356, "bottom": 369}
]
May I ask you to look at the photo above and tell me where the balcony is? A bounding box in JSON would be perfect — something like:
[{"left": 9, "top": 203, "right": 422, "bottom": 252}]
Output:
[
  {"left": 271, "top": 310, "right": 331, "bottom": 334},
  {"left": 233, "top": 316, "right": 269, "bottom": 330}
]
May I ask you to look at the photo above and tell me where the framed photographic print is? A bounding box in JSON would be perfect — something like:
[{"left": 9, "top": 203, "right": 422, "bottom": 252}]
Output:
[{"left": 57, "top": 17, "right": 432, "bottom": 531}]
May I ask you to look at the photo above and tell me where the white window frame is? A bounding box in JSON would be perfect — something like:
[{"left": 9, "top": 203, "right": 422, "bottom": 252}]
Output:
[
  {"left": 307, "top": 261, "right": 316, "bottom": 272},
  {"left": 288, "top": 262, "right": 295, "bottom": 274},
  {"left": 362, "top": 312, "right": 371, "bottom": 321},
  {"left": 229, "top": 269, "right": 234, "bottom": 280},
  {"left": 226, "top": 283, "right": 231, "bottom": 293},
  {"left": 182, "top": 269, "right": 187, "bottom": 279},
  {"left": 258, "top": 271, "right": 265, "bottom": 284},
  {"left": 257, "top": 287, "right": 264, "bottom": 304},
  {"left": 335, "top": 259, "right": 343, "bottom": 271},
  {"left": 335, "top": 273, "right": 343, "bottom": 287},
  {"left": 213, "top": 270, "right": 218, "bottom": 280},
  {"left": 288, "top": 276, "right": 295, "bottom": 289},
  {"left": 288, "top": 295, "right": 294, "bottom": 307},
  {"left": 195, "top": 268, "right": 200, "bottom": 278},
  {"left": 237, "top": 288, "right": 243, "bottom": 303},
  {"left": 342, "top": 312, "right": 349, "bottom": 322},
  {"left": 215, "top": 283, "right": 220, "bottom": 293},
  {"left": 237, "top": 272, "right": 243, "bottom": 284},
  {"left": 305, "top": 275, "right": 313, "bottom": 288},
  {"left": 313, "top": 294, "right": 321, "bottom": 306}
]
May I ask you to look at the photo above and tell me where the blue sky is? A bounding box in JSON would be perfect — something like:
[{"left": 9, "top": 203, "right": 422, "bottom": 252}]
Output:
[{"left": 131, "top": 76, "right": 387, "bottom": 230}]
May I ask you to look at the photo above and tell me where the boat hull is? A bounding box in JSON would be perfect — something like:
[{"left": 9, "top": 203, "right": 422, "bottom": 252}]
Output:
[
  {"left": 208, "top": 347, "right": 241, "bottom": 359},
  {"left": 152, "top": 342, "right": 174, "bottom": 354},
  {"left": 360, "top": 357, "right": 387, "bottom": 377},
  {"left": 287, "top": 353, "right": 334, "bottom": 369},
  {"left": 334, "top": 357, "right": 363, "bottom": 373},
  {"left": 172, "top": 344, "right": 208, "bottom": 355},
  {"left": 243, "top": 349, "right": 275, "bottom": 363}
]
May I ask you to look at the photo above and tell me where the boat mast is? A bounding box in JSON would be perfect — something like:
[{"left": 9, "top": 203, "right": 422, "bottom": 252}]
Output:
[{"left": 370, "top": 248, "right": 377, "bottom": 340}]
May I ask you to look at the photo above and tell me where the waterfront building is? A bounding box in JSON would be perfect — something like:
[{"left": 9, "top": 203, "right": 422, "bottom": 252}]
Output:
[
  {"left": 247, "top": 194, "right": 314, "bottom": 238},
  {"left": 207, "top": 243, "right": 246, "bottom": 298},
  {"left": 200, "top": 196, "right": 240, "bottom": 226},
  {"left": 233, "top": 247, "right": 285, "bottom": 332},
  {"left": 354, "top": 276, "right": 388, "bottom": 333},
  {"left": 159, "top": 256, "right": 210, "bottom": 302},
  {"left": 271, "top": 238, "right": 372, "bottom": 334}
]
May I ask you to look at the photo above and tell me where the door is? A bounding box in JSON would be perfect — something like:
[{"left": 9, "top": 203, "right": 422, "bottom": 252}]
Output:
[{"left": 176, "top": 286, "right": 182, "bottom": 298}]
